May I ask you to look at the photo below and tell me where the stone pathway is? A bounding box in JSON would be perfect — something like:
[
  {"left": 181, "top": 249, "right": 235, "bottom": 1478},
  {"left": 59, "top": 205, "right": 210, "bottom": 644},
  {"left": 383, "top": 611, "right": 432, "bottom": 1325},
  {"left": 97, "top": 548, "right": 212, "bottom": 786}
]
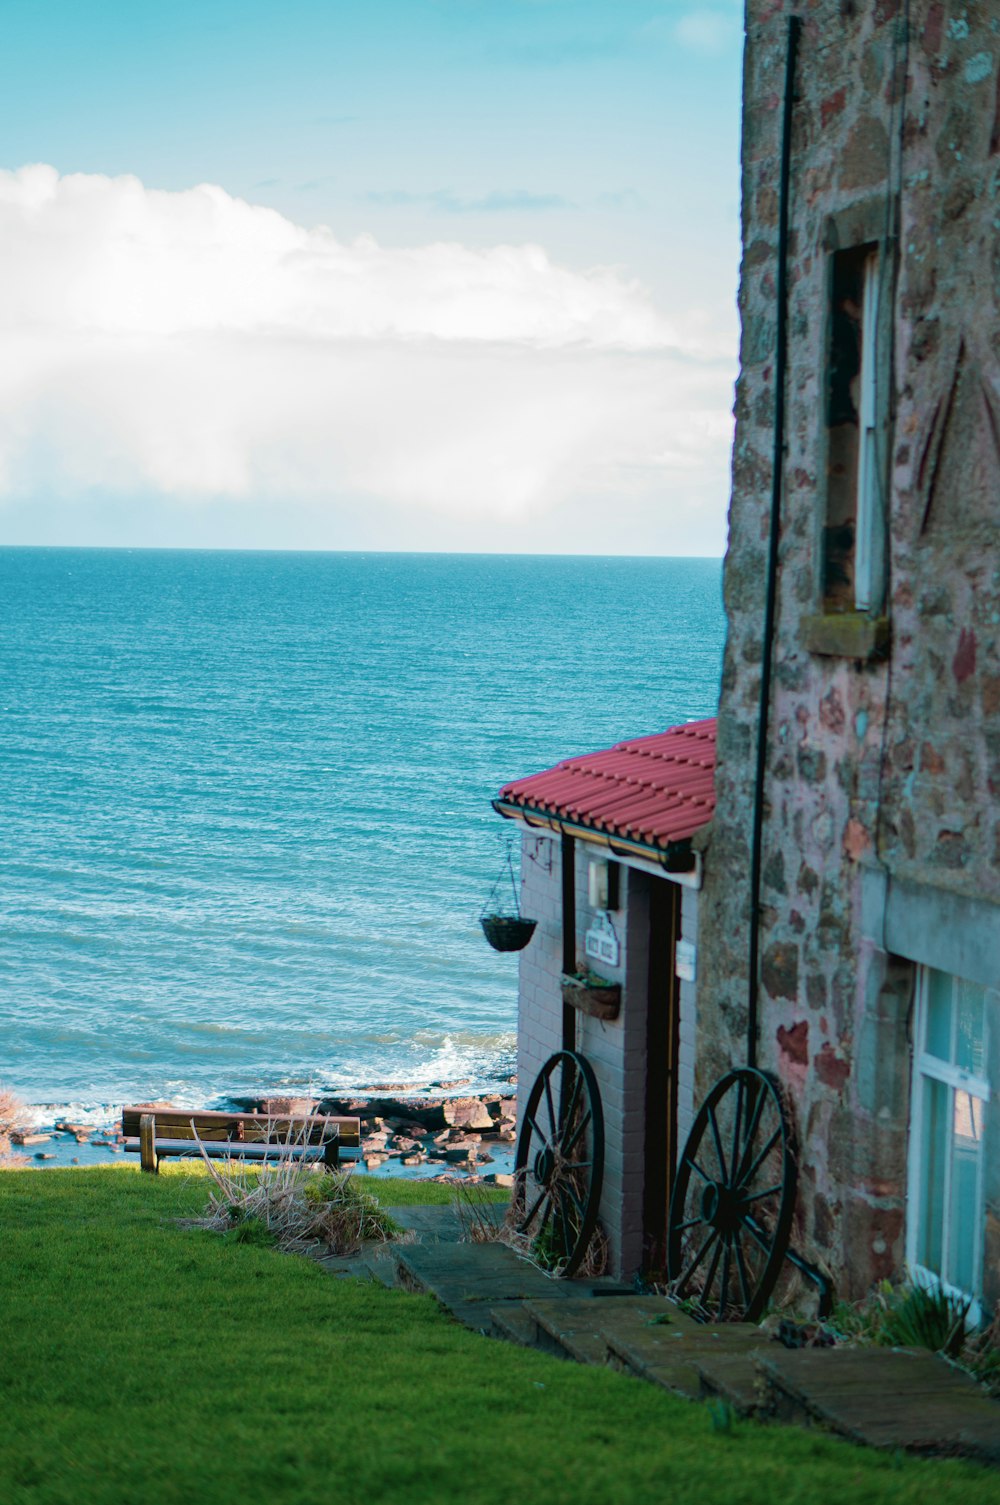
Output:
[{"left": 317, "top": 1206, "right": 1000, "bottom": 1467}]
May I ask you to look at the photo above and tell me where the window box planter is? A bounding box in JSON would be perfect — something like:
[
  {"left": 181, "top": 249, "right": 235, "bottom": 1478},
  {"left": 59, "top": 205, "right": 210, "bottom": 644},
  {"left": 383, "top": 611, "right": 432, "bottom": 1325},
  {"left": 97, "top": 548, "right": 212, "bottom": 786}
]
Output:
[{"left": 560, "top": 971, "right": 621, "bottom": 1021}]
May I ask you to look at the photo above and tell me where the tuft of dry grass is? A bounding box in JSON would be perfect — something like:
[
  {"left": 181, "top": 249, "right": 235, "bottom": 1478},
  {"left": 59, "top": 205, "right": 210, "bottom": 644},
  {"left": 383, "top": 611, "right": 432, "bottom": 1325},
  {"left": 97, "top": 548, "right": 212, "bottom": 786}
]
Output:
[
  {"left": 192, "top": 1120, "right": 398, "bottom": 1254},
  {"left": 460, "top": 1173, "right": 608, "bottom": 1282},
  {"left": 0, "top": 1086, "right": 29, "bottom": 1167}
]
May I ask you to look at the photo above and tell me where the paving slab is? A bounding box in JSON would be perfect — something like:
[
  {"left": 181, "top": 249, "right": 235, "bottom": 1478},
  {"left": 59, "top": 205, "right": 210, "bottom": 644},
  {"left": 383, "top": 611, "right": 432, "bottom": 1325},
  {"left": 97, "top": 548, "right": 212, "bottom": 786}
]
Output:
[
  {"left": 756, "top": 1348, "right": 1000, "bottom": 1464},
  {"left": 524, "top": 1295, "right": 689, "bottom": 1365},
  {"left": 691, "top": 1351, "right": 765, "bottom": 1416},
  {"left": 381, "top": 1205, "right": 472, "bottom": 1242},
  {"left": 394, "top": 1240, "right": 575, "bottom": 1305},
  {"left": 489, "top": 1303, "right": 540, "bottom": 1347}
]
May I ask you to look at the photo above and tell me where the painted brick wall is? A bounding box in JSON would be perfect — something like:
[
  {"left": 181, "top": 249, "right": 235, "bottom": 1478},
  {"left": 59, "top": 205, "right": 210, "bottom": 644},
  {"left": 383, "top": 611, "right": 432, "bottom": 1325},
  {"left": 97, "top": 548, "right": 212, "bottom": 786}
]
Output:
[
  {"left": 516, "top": 831, "right": 696, "bottom": 1278},
  {"left": 699, "top": 0, "right": 1000, "bottom": 1304}
]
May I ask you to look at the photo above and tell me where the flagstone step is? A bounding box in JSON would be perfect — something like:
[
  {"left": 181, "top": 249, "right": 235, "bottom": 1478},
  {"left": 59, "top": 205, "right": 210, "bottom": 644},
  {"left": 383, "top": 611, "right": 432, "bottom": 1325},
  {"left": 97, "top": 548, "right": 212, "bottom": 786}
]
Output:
[
  {"left": 393, "top": 1240, "right": 632, "bottom": 1311},
  {"left": 523, "top": 1295, "right": 691, "bottom": 1365},
  {"left": 755, "top": 1347, "right": 1000, "bottom": 1465},
  {"left": 489, "top": 1303, "right": 540, "bottom": 1347}
]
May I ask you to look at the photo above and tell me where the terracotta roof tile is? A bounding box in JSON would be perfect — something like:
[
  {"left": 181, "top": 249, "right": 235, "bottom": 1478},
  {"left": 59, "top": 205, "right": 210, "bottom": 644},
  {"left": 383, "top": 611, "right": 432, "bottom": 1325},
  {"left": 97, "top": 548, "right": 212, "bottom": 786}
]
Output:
[{"left": 495, "top": 719, "right": 716, "bottom": 853}]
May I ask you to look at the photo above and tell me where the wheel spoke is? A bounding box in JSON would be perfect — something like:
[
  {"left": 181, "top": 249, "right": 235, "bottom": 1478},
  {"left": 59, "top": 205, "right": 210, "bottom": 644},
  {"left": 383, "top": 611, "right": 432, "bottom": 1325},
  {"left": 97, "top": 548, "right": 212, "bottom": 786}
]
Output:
[
  {"left": 717, "top": 1235, "right": 732, "bottom": 1319},
  {"left": 676, "top": 1215, "right": 705, "bottom": 1233},
  {"left": 735, "top": 1086, "right": 768, "bottom": 1184},
  {"left": 742, "top": 1213, "right": 775, "bottom": 1257},
  {"left": 561, "top": 1068, "right": 583, "bottom": 1138},
  {"left": 543, "top": 1072, "right": 558, "bottom": 1141},
  {"left": 728, "top": 1078, "right": 744, "bottom": 1190},
  {"left": 707, "top": 1104, "right": 728, "bottom": 1183},
  {"left": 555, "top": 1184, "right": 574, "bottom": 1262},
  {"left": 740, "top": 1179, "right": 783, "bottom": 1205},
  {"left": 738, "top": 1127, "right": 782, "bottom": 1191},
  {"left": 520, "top": 1184, "right": 548, "bottom": 1231},
  {"left": 523, "top": 1113, "right": 552, "bottom": 1152},
  {"left": 561, "top": 1179, "right": 586, "bottom": 1220},
  {"left": 685, "top": 1156, "right": 712, "bottom": 1184},
  {"left": 700, "top": 1232, "right": 724, "bottom": 1308},
  {"left": 677, "top": 1228, "right": 718, "bottom": 1291},
  {"left": 734, "top": 1236, "right": 752, "bottom": 1308},
  {"left": 562, "top": 1108, "right": 592, "bottom": 1157}
]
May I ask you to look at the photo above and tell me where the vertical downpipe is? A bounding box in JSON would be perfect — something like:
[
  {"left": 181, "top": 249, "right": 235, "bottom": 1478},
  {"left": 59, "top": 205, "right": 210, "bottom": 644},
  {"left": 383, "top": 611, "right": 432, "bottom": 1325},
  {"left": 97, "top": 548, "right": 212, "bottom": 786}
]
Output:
[
  {"left": 561, "top": 834, "right": 577, "bottom": 1052},
  {"left": 747, "top": 15, "right": 801, "bottom": 1071}
]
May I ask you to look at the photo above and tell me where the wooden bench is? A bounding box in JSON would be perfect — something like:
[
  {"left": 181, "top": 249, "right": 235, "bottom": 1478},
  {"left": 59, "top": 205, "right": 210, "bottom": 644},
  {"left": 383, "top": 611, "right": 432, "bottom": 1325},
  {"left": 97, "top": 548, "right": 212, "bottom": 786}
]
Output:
[{"left": 121, "top": 1107, "right": 361, "bottom": 1175}]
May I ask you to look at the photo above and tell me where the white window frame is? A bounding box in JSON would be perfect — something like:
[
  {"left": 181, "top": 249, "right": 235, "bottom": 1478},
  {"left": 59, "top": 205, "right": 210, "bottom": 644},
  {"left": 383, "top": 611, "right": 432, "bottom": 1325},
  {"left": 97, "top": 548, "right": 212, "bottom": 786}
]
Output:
[
  {"left": 906, "top": 965, "right": 992, "bottom": 1321},
  {"left": 853, "top": 249, "right": 881, "bottom": 612}
]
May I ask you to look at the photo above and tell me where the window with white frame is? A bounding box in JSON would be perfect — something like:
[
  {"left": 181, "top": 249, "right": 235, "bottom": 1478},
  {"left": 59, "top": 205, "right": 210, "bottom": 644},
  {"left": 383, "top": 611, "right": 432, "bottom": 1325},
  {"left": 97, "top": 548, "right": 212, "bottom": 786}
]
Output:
[
  {"left": 907, "top": 966, "right": 992, "bottom": 1305},
  {"left": 824, "top": 244, "right": 884, "bottom": 613}
]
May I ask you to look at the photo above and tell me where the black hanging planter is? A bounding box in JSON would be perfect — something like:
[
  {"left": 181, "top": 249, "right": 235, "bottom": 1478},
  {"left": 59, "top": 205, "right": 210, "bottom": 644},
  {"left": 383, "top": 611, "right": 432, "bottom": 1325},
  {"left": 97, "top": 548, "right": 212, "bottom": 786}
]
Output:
[
  {"left": 480, "top": 914, "right": 537, "bottom": 952},
  {"left": 480, "top": 838, "right": 537, "bottom": 953}
]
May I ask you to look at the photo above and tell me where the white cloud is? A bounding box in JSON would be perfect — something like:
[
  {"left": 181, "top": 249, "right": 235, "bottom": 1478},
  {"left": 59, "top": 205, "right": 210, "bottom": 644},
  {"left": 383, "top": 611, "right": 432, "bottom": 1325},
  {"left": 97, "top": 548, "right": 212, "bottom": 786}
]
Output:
[
  {"left": 0, "top": 164, "right": 735, "bottom": 549},
  {"left": 673, "top": 10, "right": 742, "bottom": 56}
]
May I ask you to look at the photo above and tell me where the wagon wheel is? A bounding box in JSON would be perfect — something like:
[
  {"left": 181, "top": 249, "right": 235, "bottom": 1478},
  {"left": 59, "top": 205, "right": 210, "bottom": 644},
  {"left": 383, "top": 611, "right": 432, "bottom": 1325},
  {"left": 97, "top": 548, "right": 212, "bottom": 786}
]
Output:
[
  {"left": 514, "top": 1050, "right": 604, "bottom": 1278},
  {"left": 667, "top": 1067, "right": 795, "bottom": 1321}
]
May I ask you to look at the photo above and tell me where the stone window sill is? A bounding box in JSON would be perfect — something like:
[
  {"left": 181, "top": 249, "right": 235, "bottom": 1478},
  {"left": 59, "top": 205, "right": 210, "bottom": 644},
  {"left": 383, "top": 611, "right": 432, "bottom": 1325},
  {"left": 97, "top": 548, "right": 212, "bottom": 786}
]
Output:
[{"left": 801, "top": 612, "right": 890, "bottom": 662}]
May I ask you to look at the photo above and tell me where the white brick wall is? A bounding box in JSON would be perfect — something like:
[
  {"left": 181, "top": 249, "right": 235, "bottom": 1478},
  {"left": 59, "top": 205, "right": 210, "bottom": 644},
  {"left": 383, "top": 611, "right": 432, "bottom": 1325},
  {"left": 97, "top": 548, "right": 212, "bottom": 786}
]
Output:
[{"left": 514, "top": 829, "right": 700, "bottom": 1281}]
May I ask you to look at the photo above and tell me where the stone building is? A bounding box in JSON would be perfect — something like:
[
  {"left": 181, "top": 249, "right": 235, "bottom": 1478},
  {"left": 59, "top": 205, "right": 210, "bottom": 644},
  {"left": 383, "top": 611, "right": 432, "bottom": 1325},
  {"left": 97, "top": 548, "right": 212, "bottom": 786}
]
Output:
[{"left": 699, "top": 0, "right": 1000, "bottom": 1317}]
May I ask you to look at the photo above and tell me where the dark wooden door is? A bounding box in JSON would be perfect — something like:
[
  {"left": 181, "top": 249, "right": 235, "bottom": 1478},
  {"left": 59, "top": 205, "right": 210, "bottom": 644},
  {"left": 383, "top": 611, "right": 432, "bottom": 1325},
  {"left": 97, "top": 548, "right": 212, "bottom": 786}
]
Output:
[{"left": 642, "top": 876, "right": 681, "bottom": 1272}]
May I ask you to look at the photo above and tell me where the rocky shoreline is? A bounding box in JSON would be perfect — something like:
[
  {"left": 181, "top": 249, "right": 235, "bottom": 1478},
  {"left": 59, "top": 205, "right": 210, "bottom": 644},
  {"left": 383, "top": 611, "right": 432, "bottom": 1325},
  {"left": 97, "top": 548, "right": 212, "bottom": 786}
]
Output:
[{"left": 4, "top": 1082, "right": 518, "bottom": 1183}]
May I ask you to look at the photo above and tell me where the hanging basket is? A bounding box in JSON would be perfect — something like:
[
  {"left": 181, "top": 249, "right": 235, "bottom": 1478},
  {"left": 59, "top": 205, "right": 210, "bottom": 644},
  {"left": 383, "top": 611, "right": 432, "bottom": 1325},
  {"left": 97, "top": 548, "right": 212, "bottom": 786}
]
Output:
[
  {"left": 479, "top": 837, "right": 537, "bottom": 952},
  {"left": 480, "top": 914, "right": 538, "bottom": 952}
]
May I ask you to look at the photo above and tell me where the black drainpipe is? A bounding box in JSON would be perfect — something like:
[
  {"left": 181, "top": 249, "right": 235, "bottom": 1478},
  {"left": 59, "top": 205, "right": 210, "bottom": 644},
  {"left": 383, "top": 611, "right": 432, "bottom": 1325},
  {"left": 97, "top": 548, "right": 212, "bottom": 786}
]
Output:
[{"left": 747, "top": 14, "right": 801, "bottom": 1072}]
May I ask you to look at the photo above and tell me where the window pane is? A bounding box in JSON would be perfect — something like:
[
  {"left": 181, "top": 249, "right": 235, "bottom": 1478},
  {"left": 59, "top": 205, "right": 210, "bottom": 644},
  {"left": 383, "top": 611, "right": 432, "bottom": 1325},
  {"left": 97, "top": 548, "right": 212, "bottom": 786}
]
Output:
[
  {"left": 955, "top": 980, "right": 986, "bottom": 1076},
  {"left": 925, "top": 969, "right": 953, "bottom": 1061},
  {"left": 917, "top": 1076, "right": 948, "bottom": 1275},
  {"left": 947, "top": 1092, "right": 983, "bottom": 1294}
]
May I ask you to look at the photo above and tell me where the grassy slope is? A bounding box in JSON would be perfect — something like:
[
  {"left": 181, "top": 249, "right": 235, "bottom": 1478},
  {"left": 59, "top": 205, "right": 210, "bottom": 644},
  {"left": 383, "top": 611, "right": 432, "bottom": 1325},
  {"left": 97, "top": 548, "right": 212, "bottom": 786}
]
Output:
[{"left": 0, "top": 1168, "right": 994, "bottom": 1505}]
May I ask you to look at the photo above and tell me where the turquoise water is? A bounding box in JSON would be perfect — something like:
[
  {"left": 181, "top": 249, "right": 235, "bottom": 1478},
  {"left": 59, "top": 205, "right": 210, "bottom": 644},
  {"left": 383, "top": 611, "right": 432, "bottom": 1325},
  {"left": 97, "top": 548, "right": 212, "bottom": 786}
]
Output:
[{"left": 0, "top": 548, "right": 724, "bottom": 1117}]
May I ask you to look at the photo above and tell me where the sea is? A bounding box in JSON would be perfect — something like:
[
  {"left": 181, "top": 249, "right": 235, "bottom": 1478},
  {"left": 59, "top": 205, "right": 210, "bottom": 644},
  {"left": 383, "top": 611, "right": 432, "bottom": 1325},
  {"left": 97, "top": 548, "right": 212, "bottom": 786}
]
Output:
[{"left": 0, "top": 548, "right": 724, "bottom": 1144}]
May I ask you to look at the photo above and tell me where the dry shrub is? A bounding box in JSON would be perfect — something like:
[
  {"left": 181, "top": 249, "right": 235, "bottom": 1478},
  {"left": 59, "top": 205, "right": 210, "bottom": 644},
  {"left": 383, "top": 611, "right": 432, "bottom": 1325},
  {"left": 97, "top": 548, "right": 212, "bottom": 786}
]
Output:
[
  {"left": 452, "top": 1180, "right": 505, "bottom": 1243},
  {"left": 460, "top": 1169, "right": 609, "bottom": 1279},
  {"left": 0, "top": 1085, "right": 29, "bottom": 1167},
  {"left": 193, "top": 1122, "right": 398, "bottom": 1255}
]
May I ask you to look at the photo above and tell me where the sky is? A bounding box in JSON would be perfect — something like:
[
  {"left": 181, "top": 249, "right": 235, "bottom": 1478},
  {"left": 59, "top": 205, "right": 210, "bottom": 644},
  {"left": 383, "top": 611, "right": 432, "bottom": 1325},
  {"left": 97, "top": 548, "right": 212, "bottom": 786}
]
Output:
[{"left": 0, "top": 0, "right": 743, "bottom": 555}]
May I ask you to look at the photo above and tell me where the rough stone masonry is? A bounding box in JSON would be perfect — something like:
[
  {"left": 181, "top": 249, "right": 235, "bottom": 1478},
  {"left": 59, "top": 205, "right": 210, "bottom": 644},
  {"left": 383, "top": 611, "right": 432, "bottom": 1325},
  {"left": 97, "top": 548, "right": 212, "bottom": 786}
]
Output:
[{"left": 697, "top": 1, "right": 1000, "bottom": 1306}]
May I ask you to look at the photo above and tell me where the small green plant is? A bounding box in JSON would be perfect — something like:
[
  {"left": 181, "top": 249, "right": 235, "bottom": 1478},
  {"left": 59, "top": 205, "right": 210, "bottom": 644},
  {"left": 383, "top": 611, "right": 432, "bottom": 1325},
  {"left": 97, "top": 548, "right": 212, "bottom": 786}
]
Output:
[
  {"left": 880, "top": 1282, "right": 970, "bottom": 1357},
  {"left": 830, "top": 1278, "right": 971, "bottom": 1358},
  {"left": 225, "top": 1214, "right": 273, "bottom": 1247},
  {"left": 707, "top": 1399, "right": 737, "bottom": 1435},
  {"left": 531, "top": 1220, "right": 567, "bottom": 1272}
]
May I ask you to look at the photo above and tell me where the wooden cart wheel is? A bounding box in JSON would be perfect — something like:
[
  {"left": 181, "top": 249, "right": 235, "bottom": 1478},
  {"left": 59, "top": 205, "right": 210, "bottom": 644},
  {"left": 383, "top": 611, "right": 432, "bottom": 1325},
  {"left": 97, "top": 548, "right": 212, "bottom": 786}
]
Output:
[
  {"left": 514, "top": 1050, "right": 605, "bottom": 1278},
  {"left": 667, "top": 1067, "right": 796, "bottom": 1321}
]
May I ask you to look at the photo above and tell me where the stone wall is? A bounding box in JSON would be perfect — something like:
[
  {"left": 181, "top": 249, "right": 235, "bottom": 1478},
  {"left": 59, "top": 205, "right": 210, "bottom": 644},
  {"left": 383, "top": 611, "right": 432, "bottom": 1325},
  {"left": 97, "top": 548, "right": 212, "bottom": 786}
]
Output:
[{"left": 699, "top": 0, "right": 1000, "bottom": 1302}]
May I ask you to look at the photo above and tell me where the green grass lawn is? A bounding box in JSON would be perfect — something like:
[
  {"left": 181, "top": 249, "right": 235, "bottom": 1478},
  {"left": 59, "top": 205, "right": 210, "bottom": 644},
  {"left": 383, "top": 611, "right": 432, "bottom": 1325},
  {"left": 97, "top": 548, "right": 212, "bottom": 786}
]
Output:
[{"left": 0, "top": 1166, "right": 995, "bottom": 1505}]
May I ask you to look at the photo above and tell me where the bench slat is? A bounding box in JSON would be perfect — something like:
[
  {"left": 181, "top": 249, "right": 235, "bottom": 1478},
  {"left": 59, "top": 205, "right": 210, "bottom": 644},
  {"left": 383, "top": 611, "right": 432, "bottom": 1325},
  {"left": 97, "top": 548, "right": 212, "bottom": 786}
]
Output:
[
  {"left": 123, "top": 1138, "right": 357, "bottom": 1162},
  {"left": 122, "top": 1106, "right": 361, "bottom": 1173}
]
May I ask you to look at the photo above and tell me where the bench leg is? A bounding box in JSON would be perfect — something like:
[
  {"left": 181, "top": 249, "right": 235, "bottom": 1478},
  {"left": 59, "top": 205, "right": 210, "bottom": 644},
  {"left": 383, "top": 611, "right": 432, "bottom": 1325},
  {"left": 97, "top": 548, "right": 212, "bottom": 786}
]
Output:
[
  {"left": 139, "top": 1114, "right": 158, "bottom": 1174},
  {"left": 322, "top": 1137, "right": 340, "bottom": 1172}
]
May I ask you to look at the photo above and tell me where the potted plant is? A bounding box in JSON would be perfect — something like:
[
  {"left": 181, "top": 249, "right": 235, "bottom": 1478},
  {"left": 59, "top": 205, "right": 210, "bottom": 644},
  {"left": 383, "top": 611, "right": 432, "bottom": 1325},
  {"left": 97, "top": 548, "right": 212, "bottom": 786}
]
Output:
[{"left": 560, "top": 969, "right": 621, "bottom": 1020}]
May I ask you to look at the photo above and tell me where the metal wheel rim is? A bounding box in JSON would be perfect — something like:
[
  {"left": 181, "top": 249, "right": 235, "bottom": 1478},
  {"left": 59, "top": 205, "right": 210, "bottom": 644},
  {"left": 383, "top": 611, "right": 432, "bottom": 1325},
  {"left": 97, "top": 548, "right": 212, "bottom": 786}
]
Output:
[
  {"left": 667, "top": 1067, "right": 795, "bottom": 1321},
  {"left": 513, "top": 1050, "right": 605, "bottom": 1278}
]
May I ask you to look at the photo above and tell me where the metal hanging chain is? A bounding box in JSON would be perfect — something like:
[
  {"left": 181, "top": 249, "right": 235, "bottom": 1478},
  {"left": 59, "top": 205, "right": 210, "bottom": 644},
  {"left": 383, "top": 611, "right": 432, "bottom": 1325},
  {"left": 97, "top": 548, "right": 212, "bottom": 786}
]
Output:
[{"left": 479, "top": 835, "right": 522, "bottom": 919}]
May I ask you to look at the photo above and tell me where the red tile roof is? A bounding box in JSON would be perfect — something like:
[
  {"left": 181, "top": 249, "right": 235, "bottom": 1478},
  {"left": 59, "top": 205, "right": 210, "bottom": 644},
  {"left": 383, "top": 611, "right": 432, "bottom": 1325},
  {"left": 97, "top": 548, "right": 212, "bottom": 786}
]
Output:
[{"left": 494, "top": 718, "right": 716, "bottom": 855}]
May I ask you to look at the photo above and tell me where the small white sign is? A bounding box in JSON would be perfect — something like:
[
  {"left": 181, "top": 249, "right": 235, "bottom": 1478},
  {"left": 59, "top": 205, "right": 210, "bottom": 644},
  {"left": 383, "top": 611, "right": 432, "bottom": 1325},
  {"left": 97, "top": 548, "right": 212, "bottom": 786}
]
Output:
[
  {"left": 675, "top": 939, "right": 696, "bottom": 982},
  {"left": 584, "top": 911, "right": 620, "bottom": 969}
]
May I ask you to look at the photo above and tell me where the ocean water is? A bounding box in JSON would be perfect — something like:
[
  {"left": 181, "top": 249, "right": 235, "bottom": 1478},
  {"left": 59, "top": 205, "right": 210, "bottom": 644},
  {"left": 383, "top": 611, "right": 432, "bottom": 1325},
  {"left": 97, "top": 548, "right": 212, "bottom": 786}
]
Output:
[{"left": 0, "top": 548, "right": 724, "bottom": 1121}]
